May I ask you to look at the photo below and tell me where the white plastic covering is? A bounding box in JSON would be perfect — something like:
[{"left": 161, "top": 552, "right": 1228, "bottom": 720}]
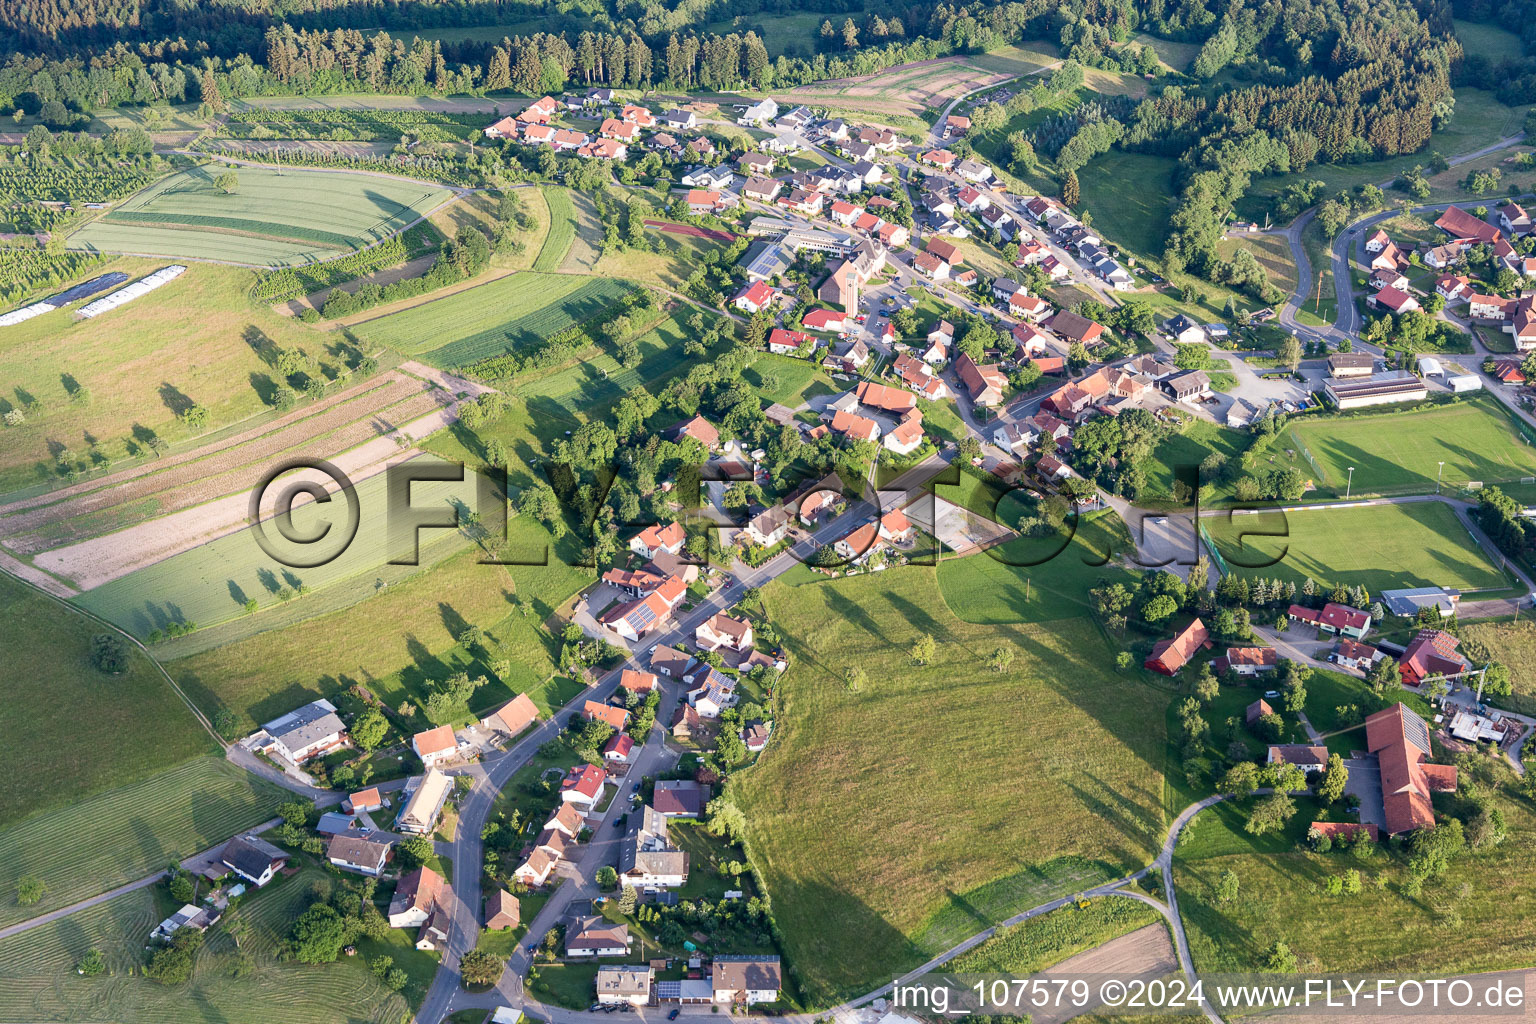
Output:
[
  {"left": 77, "top": 264, "right": 187, "bottom": 319},
  {"left": 0, "top": 301, "right": 57, "bottom": 327}
]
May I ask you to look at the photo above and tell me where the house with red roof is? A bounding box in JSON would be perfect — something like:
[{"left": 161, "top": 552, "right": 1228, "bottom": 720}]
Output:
[
  {"left": 1214, "top": 646, "right": 1278, "bottom": 676},
  {"left": 833, "top": 520, "right": 883, "bottom": 563},
  {"left": 629, "top": 521, "right": 686, "bottom": 559},
  {"left": 1364, "top": 228, "right": 1391, "bottom": 253},
  {"left": 877, "top": 221, "right": 909, "bottom": 247},
  {"left": 920, "top": 149, "right": 957, "bottom": 169},
  {"left": 1398, "top": 629, "right": 1470, "bottom": 685},
  {"left": 517, "top": 96, "right": 559, "bottom": 123},
  {"left": 686, "top": 189, "right": 723, "bottom": 214},
  {"left": 599, "top": 588, "right": 675, "bottom": 642},
  {"left": 1365, "top": 702, "right": 1457, "bottom": 834},
  {"left": 602, "top": 732, "right": 635, "bottom": 763},
  {"left": 1436, "top": 205, "right": 1502, "bottom": 245},
  {"left": 801, "top": 308, "right": 847, "bottom": 333},
  {"left": 733, "top": 280, "right": 775, "bottom": 313},
  {"left": 620, "top": 104, "right": 655, "bottom": 127},
  {"left": 830, "top": 409, "right": 880, "bottom": 441},
  {"left": 856, "top": 380, "right": 917, "bottom": 413},
  {"left": 560, "top": 763, "right": 608, "bottom": 808},
  {"left": 878, "top": 508, "right": 914, "bottom": 542},
  {"left": 1434, "top": 274, "right": 1471, "bottom": 301},
  {"left": 1492, "top": 359, "right": 1527, "bottom": 385},
  {"left": 599, "top": 118, "right": 639, "bottom": 141},
  {"left": 1310, "top": 821, "right": 1381, "bottom": 843},
  {"left": 577, "top": 138, "right": 626, "bottom": 160},
  {"left": 483, "top": 115, "right": 520, "bottom": 139},
  {"left": 584, "top": 700, "right": 632, "bottom": 731},
  {"left": 955, "top": 352, "right": 1006, "bottom": 406},
  {"left": 672, "top": 414, "right": 721, "bottom": 450},
  {"left": 1331, "top": 638, "right": 1380, "bottom": 671},
  {"left": 1144, "top": 619, "right": 1211, "bottom": 676},
  {"left": 1287, "top": 602, "right": 1371, "bottom": 639},
  {"left": 883, "top": 411, "right": 925, "bottom": 455},
  {"left": 620, "top": 669, "right": 659, "bottom": 695},
  {"left": 1369, "top": 285, "right": 1420, "bottom": 314},
  {"left": 484, "top": 693, "right": 539, "bottom": 739},
  {"left": 767, "top": 327, "right": 816, "bottom": 354},
  {"left": 412, "top": 725, "right": 458, "bottom": 769},
  {"left": 828, "top": 199, "right": 861, "bottom": 226}
]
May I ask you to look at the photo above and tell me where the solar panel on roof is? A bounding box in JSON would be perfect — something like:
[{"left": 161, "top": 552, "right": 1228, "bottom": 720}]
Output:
[{"left": 1403, "top": 709, "right": 1430, "bottom": 755}]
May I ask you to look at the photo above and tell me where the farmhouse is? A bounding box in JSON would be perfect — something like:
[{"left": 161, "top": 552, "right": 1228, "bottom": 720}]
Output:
[
  {"left": 1287, "top": 602, "right": 1371, "bottom": 638},
  {"left": 1268, "top": 744, "right": 1329, "bottom": 774},
  {"left": 327, "top": 834, "right": 391, "bottom": 876},
  {"left": 412, "top": 725, "right": 458, "bottom": 768},
  {"left": 1144, "top": 619, "right": 1210, "bottom": 676},
  {"left": 484, "top": 693, "right": 539, "bottom": 740},
  {"left": 1398, "top": 628, "right": 1470, "bottom": 685},
  {"left": 1366, "top": 702, "right": 1458, "bottom": 834},
  {"left": 1046, "top": 310, "right": 1105, "bottom": 346},
  {"left": 396, "top": 769, "right": 454, "bottom": 835},
  {"left": 1214, "top": 646, "right": 1278, "bottom": 675},
  {"left": 1368, "top": 285, "right": 1420, "bottom": 314},
  {"left": 261, "top": 699, "right": 346, "bottom": 764},
  {"left": 218, "top": 834, "right": 288, "bottom": 888},
  {"left": 955, "top": 352, "right": 1006, "bottom": 406},
  {"left": 630, "top": 521, "right": 687, "bottom": 559},
  {"left": 388, "top": 866, "right": 444, "bottom": 929},
  {"left": 1435, "top": 205, "right": 1502, "bottom": 245}
]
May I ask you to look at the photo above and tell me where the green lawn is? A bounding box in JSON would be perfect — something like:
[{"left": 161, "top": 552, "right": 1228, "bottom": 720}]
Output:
[
  {"left": 936, "top": 513, "right": 1137, "bottom": 623},
  {"left": 513, "top": 314, "right": 696, "bottom": 415},
  {"left": 1145, "top": 418, "right": 1252, "bottom": 503},
  {"left": 0, "top": 572, "right": 215, "bottom": 827},
  {"left": 169, "top": 517, "right": 588, "bottom": 732},
  {"left": 0, "top": 863, "right": 413, "bottom": 1023},
  {"left": 1077, "top": 151, "right": 1179, "bottom": 260},
  {"left": 351, "top": 270, "right": 632, "bottom": 366},
  {"left": 527, "top": 962, "right": 601, "bottom": 1009},
  {"left": 71, "top": 165, "right": 451, "bottom": 267},
  {"left": 745, "top": 353, "right": 837, "bottom": 407},
  {"left": 1203, "top": 501, "right": 1507, "bottom": 593},
  {"left": 948, "top": 898, "right": 1164, "bottom": 973},
  {"left": 1286, "top": 398, "right": 1536, "bottom": 497},
  {"left": 733, "top": 570, "right": 1170, "bottom": 1005},
  {"left": 1176, "top": 792, "right": 1536, "bottom": 978},
  {"left": 0, "top": 756, "right": 286, "bottom": 929}
]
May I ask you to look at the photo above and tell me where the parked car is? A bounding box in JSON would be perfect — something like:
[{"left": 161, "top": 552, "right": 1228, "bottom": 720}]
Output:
[{"left": 669, "top": 1011, "right": 681, "bottom": 1020}]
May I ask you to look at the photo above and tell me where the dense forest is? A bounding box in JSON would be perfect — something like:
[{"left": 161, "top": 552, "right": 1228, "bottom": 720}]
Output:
[{"left": 0, "top": 0, "right": 1515, "bottom": 290}]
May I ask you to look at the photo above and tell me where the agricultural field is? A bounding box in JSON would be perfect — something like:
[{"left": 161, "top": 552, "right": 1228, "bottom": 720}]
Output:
[
  {"left": 734, "top": 569, "right": 1169, "bottom": 1003},
  {"left": 535, "top": 185, "right": 577, "bottom": 272},
  {"left": 169, "top": 519, "right": 587, "bottom": 731},
  {"left": 0, "top": 756, "right": 286, "bottom": 930},
  {"left": 1460, "top": 619, "right": 1536, "bottom": 715},
  {"left": 935, "top": 512, "right": 1138, "bottom": 624},
  {"left": 781, "top": 45, "right": 1060, "bottom": 120},
  {"left": 70, "top": 165, "right": 452, "bottom": 267},
  {"left": 0, "top": 864, "right": 412, "bottom": 1024},
  {"left": 0, "top": 571, "right": 215, "bottom": 827},
  {"left": 948, "top": 898, "right": 1164, "bottom": 974},
  {"left": 560, "top": 189, "right": 605, "bottom": 272},
  {"left": 1202, "top": 501, "right": 1508, "bottom": 593},
  {"left": 1175, "top": 791, "right": 1536, "bottom": 977},
  {"left": 1286, "top": 398, "right": 1536, "bottom": 497},
  {"left": 1215, "top": 231, "right": 1299, "bottom": 295},
  {"left": 590, "top": 228, "right": 727, "bottom": 290},
  {"left": 0, "top": 259, "right": 337, "bottom": 494},
  {"left": 70, "top": 455, "right": 483, "bottom": 635},
  {"left": 354, "top": 271, "right": 631, "bottom": 367}
]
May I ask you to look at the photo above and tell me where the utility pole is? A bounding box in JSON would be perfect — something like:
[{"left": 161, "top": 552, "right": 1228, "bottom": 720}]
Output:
[
  {"left": 1436, "top": 460, "right": 1444, "bottom": 495},
  {"left": 1346, "top": 466, "right": 1355, "bottom": 499}
]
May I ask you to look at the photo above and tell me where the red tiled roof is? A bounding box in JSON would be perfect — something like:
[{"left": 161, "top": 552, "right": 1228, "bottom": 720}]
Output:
[
  {"left": 856, "top": 380, "right": 917, "bottom": 412},
  {"left": 1144, "top": 619, "right": 1210, "bottom": 675},
  {"left": 1365, "top": 702, "right": 1455, "bottom": 834},
  {"left": 1310, "top": 822, "right": 1381, "bottom": 842},
  {"left": 1320, "top": 603, "right": 1370, "bottom": 630}
]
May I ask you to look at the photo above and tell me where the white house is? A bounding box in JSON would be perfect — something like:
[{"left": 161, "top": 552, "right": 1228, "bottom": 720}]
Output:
[
  {"left": 567, "top": 916, "right": 632, "bottom": 957},
  {"left": 597, "top": 966, "right": 655, "bottom": 1006},
  {"left": 387, "top": 866, "right": 444, "bottom": 928},
  {"left": 712, "top": 956, "right": 783, "bottom": 1005},
  {"left": 412, "top": 725, "right": 458, "bottom": 769},
  {"left": 261, "top": 699, "right": 346, "bottom": 764}
]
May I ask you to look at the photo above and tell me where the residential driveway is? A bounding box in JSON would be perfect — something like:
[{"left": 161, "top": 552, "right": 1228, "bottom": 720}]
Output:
[{"left": 1343, "top": 757, "right": 1385, "bottom": 829}]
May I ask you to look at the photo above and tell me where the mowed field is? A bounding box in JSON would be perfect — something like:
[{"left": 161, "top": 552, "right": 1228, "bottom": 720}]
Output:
[
  {"left": 1287, "top": 399, "right": 1536, "bottom": 496},
  {"left": 351, "top": 271, "right": 632, "bottom": 367},
  {"left": 1077, "top": 151, "right": 1178, "bottom": 259},
  {"left": 935, "top": 513, "right": 1138, "bottom": 624},
  {"left": 535, "top": 185, "right": 578, "bottom": 272},
  {"left": 734, "top": 569, "right": 1168, "bottom": 1004},
  {"left": 70, "top": 455, "right": 481, "bottom": 636},
  {"left": 0, "top": 260, "right": 336, "bottom": 493},
  {"left": 169, "top": 518, "right": 590, "bottom": 731},
  {"left": 782, "top": 44, "right": 1060, "bottom": 119},
  {"left": 1176, "top": 792, "right": 1536, "bottom": 977},
  {"left": 0, "top": 864, "right": 412, "bottom": 1024},
  {"left": 0, "top": 572, "right": 215, "bottom": 827},
  {"left": 71, "top": 165, "right": 452, "bottom": 267},
  {"left": 0, "top": 756, "right": 286, "bottom": 929},
  {"left": 1203, "top": 501, "right": 1507, "bottom": 593}
]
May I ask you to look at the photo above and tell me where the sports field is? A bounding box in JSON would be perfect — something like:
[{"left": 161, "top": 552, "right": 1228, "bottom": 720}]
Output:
[
  {"left": 0, "top": 572, "right": 215, "bottom": 827},
  {"left": 0, "top": 756, "right": 286, "bottom": 929},
  {"left": 70, "top": 165, "right": 452, "bottom": 267},
  {"left": 0, "top": 864, "right": 414, "bottom": 1023},
  {"left": 1287, "top": 399, "right": 1536, "bottom": 496},
  {"left": 352, "top": 271, "right": 632, "bottom": 367},
  {"left": 735, "top": 570, "right": 1167, "bottom": 1004},
  {"left": 1202, "top": 500, "right": 1507, "bottom": 593},
  {"left": 71, "top": 455, "right": 482, "bottom": 636}
]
